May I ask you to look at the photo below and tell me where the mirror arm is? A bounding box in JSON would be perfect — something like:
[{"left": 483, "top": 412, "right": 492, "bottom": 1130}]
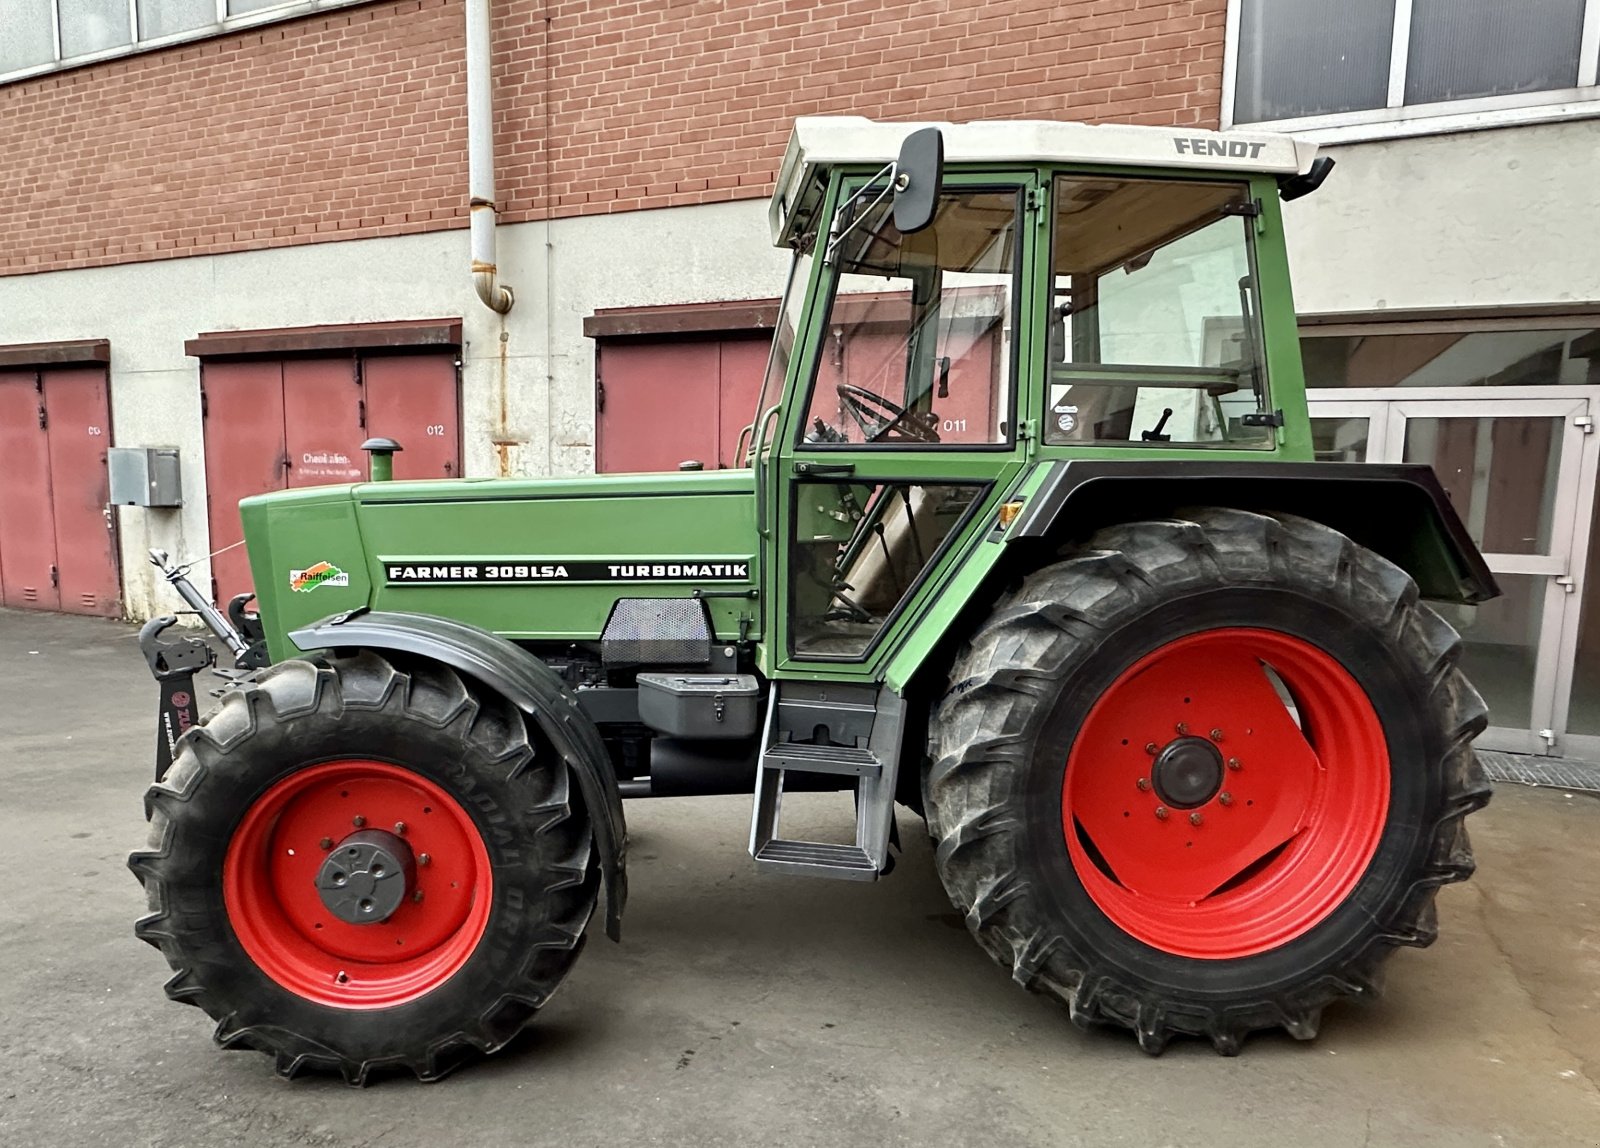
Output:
[{"left": 823, "top": 161, "right": 896, "bottom": 266}]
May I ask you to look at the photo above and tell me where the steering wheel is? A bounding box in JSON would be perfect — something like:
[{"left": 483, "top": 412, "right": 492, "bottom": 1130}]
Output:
[{"left": 835, "top": 384, "right": 940, "bottom": 444}]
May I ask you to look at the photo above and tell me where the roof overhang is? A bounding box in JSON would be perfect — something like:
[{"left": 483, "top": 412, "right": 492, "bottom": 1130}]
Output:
[{"left": 768, "top": 116, "right": 1320, "bottom": 247}]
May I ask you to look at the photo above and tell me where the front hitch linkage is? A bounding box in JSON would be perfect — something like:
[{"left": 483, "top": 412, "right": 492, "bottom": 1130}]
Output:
[{"left": 140, "top": 549, "right": 254, "bottom": 782}]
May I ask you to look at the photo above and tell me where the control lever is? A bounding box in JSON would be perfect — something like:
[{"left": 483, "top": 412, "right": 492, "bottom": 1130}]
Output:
[{"left": 1141, "top": 407, "right": 1174, "bottom": 442}]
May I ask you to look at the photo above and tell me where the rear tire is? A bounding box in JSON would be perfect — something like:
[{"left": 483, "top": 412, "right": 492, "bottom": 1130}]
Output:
[
  {"left": 925, "top": 508, "right": 1490, "bottom": 1054},
  {"left": 129, "top": 651, "right": 599, "bottom": 1083}
]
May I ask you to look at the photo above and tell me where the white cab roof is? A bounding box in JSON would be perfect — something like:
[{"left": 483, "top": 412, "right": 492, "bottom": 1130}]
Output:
[{"left": 769, "top": 116, "right": 1319, "bottom": 245}]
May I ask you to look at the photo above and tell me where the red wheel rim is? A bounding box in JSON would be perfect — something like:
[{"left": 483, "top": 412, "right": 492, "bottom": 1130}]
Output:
[
  {"left": 1062, "top": 628, "right": 1389, "bottom": 960},
  {"left": 223, "top": 761, "right": 492, "bottom": 1008}
]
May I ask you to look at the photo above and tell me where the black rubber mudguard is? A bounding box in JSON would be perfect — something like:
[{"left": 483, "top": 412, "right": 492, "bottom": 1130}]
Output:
[
  {"left": 288, "top": 610, "right": 629, "bottom": 940},
  {"left": 1009, "top": 459, "right": 1499, "bottom": 605}
]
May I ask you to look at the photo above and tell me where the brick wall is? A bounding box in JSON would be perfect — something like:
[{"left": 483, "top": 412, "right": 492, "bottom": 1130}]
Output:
[{"left": 0, "top": 0, "right": 1225, "bottom": 277}]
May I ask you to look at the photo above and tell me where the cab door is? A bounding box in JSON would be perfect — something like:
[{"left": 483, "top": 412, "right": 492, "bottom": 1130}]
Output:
[{"left": 767, "top": 174, "right": 1041, "bottom": 681}]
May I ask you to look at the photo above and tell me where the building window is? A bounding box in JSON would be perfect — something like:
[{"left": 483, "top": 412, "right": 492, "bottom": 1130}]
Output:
[
  {"left": 0, "top": 0, "right": 369, "bottom": 85},
  {"left": 1226, "top": 0, "right": 1600, "bottom": 141},
  {"left": 1301, "top": 327, "right": 1600, "bottom": 390}
]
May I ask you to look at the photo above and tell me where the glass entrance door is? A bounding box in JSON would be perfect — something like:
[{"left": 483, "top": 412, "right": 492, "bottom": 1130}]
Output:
[{"left": 1309, "top": 396, "right": 1597, "bottom": 754}]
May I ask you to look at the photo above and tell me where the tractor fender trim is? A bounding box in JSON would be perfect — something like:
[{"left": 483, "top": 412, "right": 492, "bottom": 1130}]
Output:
[
  {"left": 289, "top": 610, "right": 628, "bottom": 940},
  {"left": 1007, "top": 459, "right": 1499, "bottom": 605}
]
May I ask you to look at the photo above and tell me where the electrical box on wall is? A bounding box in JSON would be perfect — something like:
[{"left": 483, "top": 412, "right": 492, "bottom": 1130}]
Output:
[{"left": 108, "top": 447, "right": 183, "bottom": 508}]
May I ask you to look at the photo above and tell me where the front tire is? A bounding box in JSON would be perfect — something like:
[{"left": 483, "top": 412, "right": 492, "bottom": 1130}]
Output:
[
  {"left": 925, "top": 508, "right": 1490, "bottom": 1054},
  {"left": 129, "top": 651, "right": 599, "bottom": 1083}
]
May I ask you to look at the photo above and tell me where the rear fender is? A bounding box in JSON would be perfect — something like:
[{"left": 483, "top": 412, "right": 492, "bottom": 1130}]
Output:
[
  {"left": 289, "top": 610, "right": 628, "bottom": 940},
  {"left": 886, "top": 459, "right": 1498, "bottom": 695}
]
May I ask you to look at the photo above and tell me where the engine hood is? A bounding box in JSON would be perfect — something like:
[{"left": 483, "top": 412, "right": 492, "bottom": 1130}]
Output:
[{"left": 239, "top": 469, "right": 760, "bottom": 661}]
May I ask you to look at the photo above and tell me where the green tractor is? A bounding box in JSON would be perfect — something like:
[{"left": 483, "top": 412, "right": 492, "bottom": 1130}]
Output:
[{"left": 131, "top": 117, "right": 1496, "bottom": 1081}]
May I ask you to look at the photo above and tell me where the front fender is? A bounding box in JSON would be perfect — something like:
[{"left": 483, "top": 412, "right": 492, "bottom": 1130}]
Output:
[{"left": 289, "top": 610, "right": 628, "bottom": 941}]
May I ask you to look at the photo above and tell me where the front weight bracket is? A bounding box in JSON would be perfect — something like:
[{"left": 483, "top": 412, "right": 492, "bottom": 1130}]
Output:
[{"left": 140, "top": 615, "right": 215, "bottom": 783}]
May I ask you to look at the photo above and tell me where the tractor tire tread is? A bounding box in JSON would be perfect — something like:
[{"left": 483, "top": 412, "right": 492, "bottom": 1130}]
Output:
[
  {"left": 129, "top": 650, "right": 599, "bottom": 1084},
  {"left": 925, "top": 507, "right": 1489, "bottom": 1055}
]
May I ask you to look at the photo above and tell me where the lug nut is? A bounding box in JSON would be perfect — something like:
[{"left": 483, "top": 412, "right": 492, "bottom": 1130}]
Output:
[
  {"left": 394, "top": 821, "right": 407, "bottom": 835},
  {"left": 1175, "top": 722, "right": 1189, "bottom": 735},
  {"left": 418, "top": 853, "right": 431, "bottom": 867},
  {"left": 1189, "top": 811, "right": 1204, "bottom": 826},
  {"left": 1219, "top": 792, "right": 1234, "bottom": 806},
  {"left": 1145, "top": 742, "right": 1159, "bottom": 756},
  {"left": 318, "top": 837, "right": 332, "bottom": 850},
  {"left": 1136, "top": 777, "right": 1151, "bottom": 792},
  {"left": 352, "top": 815, "right": 366, "bottom": 828},
  {"left": 1210, "top": 728, "right": 1224, "bottom": 742},
  {"left": 1154, "top": 806, "right": 1169, "bottom": 821},
  {"left": 335, "top": 971, "right": 349, "bottom": 984},
  {"left": 412, "top": 890, "right": 425, "bottom": 903},
  {"left": 1227, "top": 757, "right": 1241, "bottom": 771}
]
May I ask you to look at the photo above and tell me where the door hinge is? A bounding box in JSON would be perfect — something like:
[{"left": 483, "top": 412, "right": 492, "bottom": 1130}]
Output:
[
  {"left": 1026, "top": 187, "right": 1043, "bottom": 213},
  {"left": 1575, "top": 415, "right": 1594, "bottom": 434},
  {"left": 1019, "top": 417, "right": 1039, "bottom": 457},
  {"left": 596, "top": 378, "right": 605, "bottom": 413},
  {"left": 37, "top": 405, "right": 47, "bottom": 430},
  {"left": 1241, "top": 408, "right": 1285, "bottom": 428},
  {"left": 1555, "top": 574, "right": 1577, "bottom": 594},
  {"left": 358, "top": 398, "right": 367, "bottom": 429},
  {"left": 49, "top": 564, "right": 59, "bottom": 588}
]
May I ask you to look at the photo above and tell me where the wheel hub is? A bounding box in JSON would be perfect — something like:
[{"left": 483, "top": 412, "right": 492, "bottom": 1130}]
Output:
[
  {"left": 315, "top": 829, "right": 414, "bottom": 925},
  {"left": 1151, "top": 736, "right": 1225, "bottom": 809}
]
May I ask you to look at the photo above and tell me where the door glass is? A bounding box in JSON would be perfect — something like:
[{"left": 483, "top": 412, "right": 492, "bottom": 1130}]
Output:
[
  {"left": 799, "top": 190, "right": 1017, "bottom": 448},
  {"left": 1569, "top": 505, "right": 1600, "bottom": 736},
  {"left": 1402, "top": 416, "right": 1562, "bottom": 554},
  {"left": 790, "top": 482, "right": 983, "bottom": 658},
  {"left": 1436, "top": 574, "right": 1546, "bottom": 730},
  {"left": 1046, "top": 177, "right": 1273, "bottom": 447},
  {"left": 1310, "top": 416, "right": 1370, "bottom": 461}
]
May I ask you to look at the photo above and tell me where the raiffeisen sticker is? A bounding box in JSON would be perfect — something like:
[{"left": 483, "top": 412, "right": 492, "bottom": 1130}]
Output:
[{"left": 289, "top": 562, "right": 350, "bottom": 592}]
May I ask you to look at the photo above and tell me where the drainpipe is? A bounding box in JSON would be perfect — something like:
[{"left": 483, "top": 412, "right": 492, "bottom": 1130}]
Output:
[{"left": 466, "top": 0, "right": 513, "bottom": 313}]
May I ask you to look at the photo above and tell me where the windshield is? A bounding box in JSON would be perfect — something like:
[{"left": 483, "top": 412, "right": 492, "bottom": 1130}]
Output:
[
  {"left": 1046, "top": 175, "right": 1272, "bottom": 446},
  {"left": 796, "top": 188, "right": 1020, "bottom": 448},
  {"left": 745, "top": 250, "right": 813, "bottom": 462}
]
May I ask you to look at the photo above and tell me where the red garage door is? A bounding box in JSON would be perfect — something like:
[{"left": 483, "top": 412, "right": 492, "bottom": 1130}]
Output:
[
  {"left": 595, "top": 335, "right": 770, "bottom": 473},
  {"left": 0, "top": 367, "right": 119, "bottom": 615},
  {"left": 202, "top": 352, "right": 459, "bottom": 605}
]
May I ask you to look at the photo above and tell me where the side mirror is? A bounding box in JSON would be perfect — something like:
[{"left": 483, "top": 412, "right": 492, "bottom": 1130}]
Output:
[{"left": 892, "top": 127, "right": 943, "bottom": 234}]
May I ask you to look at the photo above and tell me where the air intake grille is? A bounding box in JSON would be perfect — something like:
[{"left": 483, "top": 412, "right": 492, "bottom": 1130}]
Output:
[{"left": 601, "top": 598, "right": 712, "bottom": 667}]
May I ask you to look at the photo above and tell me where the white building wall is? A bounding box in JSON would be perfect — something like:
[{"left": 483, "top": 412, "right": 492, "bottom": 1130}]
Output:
[
  {"left": 1283, "top": 120, "right": 1600, "bottom": 314},
  {"left": 0, "top": 199, "right": 784, "bottom": 620}
]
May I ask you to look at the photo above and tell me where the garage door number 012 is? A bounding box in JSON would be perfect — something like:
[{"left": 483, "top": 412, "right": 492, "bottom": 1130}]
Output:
[{"left": 425, "top": 425, "right": 445, "bottom": 436}]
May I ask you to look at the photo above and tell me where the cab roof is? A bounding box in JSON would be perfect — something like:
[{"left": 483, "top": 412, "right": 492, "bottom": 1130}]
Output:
[{"left": 769, "top": 115, "right": 1319, "bottom": 247}]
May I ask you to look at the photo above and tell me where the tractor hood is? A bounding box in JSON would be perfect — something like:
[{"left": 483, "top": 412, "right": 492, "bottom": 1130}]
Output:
[{"left": 238, "top": 469, "right": 760, "bottom": 663}]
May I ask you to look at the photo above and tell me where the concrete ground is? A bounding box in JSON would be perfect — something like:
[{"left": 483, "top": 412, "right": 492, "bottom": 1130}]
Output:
[{"left": 2, "top": 607, "right": 1598, "bottom": 1148}]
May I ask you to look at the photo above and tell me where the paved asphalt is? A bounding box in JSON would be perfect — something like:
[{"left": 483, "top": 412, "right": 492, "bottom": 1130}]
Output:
[{"left": 2, "top": 607, "right": 1598, "bottom": 1147}]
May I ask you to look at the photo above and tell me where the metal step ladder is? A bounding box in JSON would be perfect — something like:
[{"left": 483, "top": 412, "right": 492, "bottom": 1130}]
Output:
[{"left": 749, "top": 681, "right": 905, "bottom": 880}]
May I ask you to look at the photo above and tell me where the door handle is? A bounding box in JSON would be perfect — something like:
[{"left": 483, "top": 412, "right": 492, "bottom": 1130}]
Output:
[{"left": 792, "top": 461, "right": 855, "bottom": 477}]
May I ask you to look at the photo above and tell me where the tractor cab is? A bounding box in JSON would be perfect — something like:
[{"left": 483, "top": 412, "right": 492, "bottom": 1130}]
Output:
[{"left": 747, "top": 117, "right": 1329, "bottom": 675}]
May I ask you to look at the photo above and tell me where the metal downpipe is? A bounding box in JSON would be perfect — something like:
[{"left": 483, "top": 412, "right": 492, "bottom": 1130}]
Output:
[{"left": 466, "top": 0, "right": 513, "bottom": 314}]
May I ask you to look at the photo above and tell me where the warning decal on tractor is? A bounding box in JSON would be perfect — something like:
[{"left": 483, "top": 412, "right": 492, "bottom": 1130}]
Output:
[
  {"left": 382, "top": 559, "right": 752, "bottom": 585},
  {"left": 289, "top": 562, "right": 350, "bottom": 592}
]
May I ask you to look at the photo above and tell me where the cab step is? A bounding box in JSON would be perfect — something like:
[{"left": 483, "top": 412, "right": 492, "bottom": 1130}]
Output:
[
  {"left": 748, "top": 682, "right": 905, "bottom": 881},
  {"left": 761, "top": 742, "right": 882, "bottom": 777},
  {"left": 752, "top": 839, "right": 877, "bottom": 879}
]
